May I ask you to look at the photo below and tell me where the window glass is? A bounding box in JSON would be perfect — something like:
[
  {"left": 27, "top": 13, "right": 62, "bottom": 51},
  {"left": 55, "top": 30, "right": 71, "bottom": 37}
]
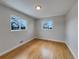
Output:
[
  {"left": 43, "top": 20, "right": 54, "bottom": 30},
  {"left": 10, "top": 16, "right": 27, "bottom": 31}
]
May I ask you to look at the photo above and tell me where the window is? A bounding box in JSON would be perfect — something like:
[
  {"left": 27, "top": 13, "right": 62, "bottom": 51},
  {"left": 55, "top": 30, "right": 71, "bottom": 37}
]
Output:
[
  {"left": 10, "top": 16, "right": 27, "bottom": 31},
  {"left": 43, "top": 20, "right": 54, "bottom": 30}
]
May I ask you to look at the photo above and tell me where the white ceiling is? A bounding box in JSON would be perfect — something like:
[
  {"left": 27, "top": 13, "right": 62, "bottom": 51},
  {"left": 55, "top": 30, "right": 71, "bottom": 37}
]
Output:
[{"left": 0, "top": 0, "right": 77, "bottom": 18}]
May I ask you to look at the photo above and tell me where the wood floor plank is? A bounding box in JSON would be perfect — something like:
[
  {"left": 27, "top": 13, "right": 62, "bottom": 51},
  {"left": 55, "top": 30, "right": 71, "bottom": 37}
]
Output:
[{"left": 0, "top": 39, "right": 74, "bottom": 59}]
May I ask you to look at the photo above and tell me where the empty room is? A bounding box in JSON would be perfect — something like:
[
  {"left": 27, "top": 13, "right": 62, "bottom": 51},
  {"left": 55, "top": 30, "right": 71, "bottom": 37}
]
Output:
[{"left": 0, "top": 0, "right": 78, "bottom": 59}]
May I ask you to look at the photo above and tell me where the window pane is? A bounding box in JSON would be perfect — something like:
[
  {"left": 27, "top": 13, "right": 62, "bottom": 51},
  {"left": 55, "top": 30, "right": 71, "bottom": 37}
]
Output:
[
  {"left": 10, "top": 16, "right": 27, "bottom": 31},
  {"left": 43, "top": 20, "right": 53, "bottom": 29}
]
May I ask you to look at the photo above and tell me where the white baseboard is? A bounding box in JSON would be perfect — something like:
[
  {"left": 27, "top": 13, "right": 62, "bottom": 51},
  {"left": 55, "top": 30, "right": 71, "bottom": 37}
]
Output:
[
  {"left": 0, "top": 38, "right": 34, "bottom": 56},
  {"left": 38, "top": 38, "right": 65, "bottom": 43},
  {"left": 65, "top": 41, "right": 76, "bottom": 59}
]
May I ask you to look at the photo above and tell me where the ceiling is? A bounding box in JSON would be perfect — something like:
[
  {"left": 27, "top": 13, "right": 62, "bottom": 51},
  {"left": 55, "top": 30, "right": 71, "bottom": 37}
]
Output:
[{"left": 0, "top": 0, "right": 77, "bottom": 18}]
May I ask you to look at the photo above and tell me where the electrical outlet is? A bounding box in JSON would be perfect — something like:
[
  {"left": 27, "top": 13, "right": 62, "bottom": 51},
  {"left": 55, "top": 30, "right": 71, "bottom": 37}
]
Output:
[{"left": 19, "top": 40, "right": 23, "bottom": 43}]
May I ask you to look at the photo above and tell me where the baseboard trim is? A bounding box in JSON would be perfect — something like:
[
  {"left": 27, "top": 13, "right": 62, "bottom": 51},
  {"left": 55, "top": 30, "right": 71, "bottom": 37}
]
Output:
[
  {"left": 0, "top": 38, "right": 34, "bottom": 56},
  {"left": 36, "top": 38, "right": 65, "bottom": 43},
  {"left": 65, "top": 42, "right": 76, "bottom": 59}
]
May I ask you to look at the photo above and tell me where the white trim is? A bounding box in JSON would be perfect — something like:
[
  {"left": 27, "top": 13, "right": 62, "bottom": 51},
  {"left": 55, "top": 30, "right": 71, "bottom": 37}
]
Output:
[
  {"left": 65, "top": 41, "right": 76, "bottom": 59},
  {"left": 37, "top": 38, "right": 65, "bottom": 43},
  {"left": 0, "top": 38, "right": 34, "bottom": 56}
]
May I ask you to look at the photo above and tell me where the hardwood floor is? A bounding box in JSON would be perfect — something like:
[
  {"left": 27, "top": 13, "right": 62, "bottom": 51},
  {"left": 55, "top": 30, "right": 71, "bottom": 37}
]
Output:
[{"left": 0, "top": 39, "right": 74, "bottom": 59}]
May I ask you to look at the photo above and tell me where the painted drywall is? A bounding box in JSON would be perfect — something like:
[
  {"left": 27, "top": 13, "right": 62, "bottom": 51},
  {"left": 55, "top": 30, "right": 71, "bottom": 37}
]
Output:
[
  {"left": 65, "top": 2, "right": 78, "bottom": 59},
  {"left": 0, "top": 4, "right": 35, "bottom": 55},
  {"left": 35, "top": 16, "right": 65, "bottom": 42}
]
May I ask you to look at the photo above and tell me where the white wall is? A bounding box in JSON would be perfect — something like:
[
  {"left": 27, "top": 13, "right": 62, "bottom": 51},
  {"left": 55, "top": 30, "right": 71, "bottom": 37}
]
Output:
[
  {"left": 0, "top": 5, "right": 35, "bottom": 55},
  {"left": 35, "top": 16, "right": 65, "bottom": 42},
  {"left": 65, "top": 2, "right": 78, "bottom": 59}
]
